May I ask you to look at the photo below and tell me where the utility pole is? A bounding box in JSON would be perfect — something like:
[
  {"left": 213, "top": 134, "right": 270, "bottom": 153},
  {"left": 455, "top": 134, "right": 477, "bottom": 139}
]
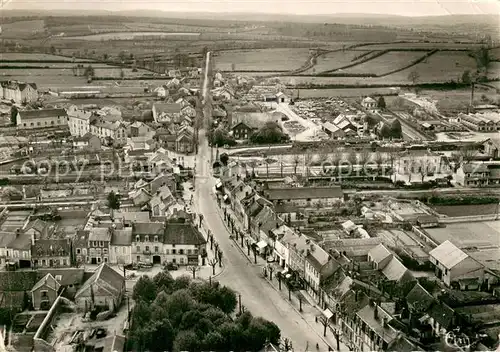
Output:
[{"left": 238, "top": 294, "right": 242, "bottom": 314}]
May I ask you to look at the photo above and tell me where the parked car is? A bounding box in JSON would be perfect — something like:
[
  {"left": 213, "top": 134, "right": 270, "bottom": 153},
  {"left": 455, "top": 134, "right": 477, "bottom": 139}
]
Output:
[
  {"left": 138, "top": 262, "right": 153, "bottom": 270},
  {"left": 166, "top": 262, "right": 178, "bottom": 271}
]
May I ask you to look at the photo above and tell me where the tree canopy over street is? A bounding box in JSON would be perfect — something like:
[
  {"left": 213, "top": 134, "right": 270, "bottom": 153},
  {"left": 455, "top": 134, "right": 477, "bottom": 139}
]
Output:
[{"left": 128, "top": 273, "right": 281, "bottom": 352}]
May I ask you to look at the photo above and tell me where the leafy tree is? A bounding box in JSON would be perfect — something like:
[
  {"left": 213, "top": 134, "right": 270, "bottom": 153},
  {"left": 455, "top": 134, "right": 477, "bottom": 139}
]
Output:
[
  {"left": 250, "top": 122, "right": 289, "bottom": 144},
  {"left": 50, "top": 45, "right": 56, "bottom": 54},
  {"left": 127, "top": 270, "right": 281, "bottom": 352},
  {"left": 133, "top": 276, "right": 157, "bottom": 302},
  {"left": 10, "top": 106, "right": 18, "bottom": 125},
  {"left": 220, "top": 152, "right": 229, "bottom": 166},
  {"left": 377, "top": 96, "right": 386, "bottom": 109},
  {"left": 173, "top": 330, "right": 200, "bottom": 352},
  {"left": 475, "top": 46, "right": 491, "bottom": 76},
  {"left": 83, "top": 65, "right": 95, "bottom": 78},
  {"left": 408, "top": 70, "right": 420, "bottom": 85},
  {"left": 107, "top": 191, "right": 120, "bottom": 209},
  {"left": 153, "top": 270, "right": 174, "bottom": 294},
  {"left": 462, "top": 69, "right": 472, "bottom": 84},
  {"left": 208, "top": 128, "right": 237, "bottom": 147}
]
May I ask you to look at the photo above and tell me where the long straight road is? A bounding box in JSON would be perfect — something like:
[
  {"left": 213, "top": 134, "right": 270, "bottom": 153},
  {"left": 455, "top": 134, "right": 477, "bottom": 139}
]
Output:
[
  {"left": 193, "top": 51, "right": 340, "bottom": 351},
  {"left": 194, "top": 130, "right": 330, "bottom": 350}
]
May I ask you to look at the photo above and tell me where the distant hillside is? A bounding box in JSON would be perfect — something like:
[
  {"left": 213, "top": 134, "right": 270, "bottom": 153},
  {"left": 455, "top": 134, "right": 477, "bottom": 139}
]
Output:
[{"left": 0, "top": 10, "right": 497, "bottom": 34}]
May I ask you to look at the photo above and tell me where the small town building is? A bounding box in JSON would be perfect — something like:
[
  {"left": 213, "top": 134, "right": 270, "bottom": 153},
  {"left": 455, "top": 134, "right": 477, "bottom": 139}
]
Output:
[
  {"left": 361, "top": 96, "right": 378, "bottom": 112},
  {"left": 429, "top": 240, "right": 485, "bottom": 289},
  {"left": 74, "top": 263, "right": 125, "bottom": 312},
  {"left": 31, "top": 273, "right": 61, "bottom": 310},
  {"left": 73, "top": 133, "right": 101, "bottom": 150},
  {"left": 32, "top": 238, "right": 72, "bottom": 268},
  {"left": 0, "top": 81, "right": 38, "bottom": 104},
  {"left": 16, "top": 109, "right": 68, "bottom": 130}
]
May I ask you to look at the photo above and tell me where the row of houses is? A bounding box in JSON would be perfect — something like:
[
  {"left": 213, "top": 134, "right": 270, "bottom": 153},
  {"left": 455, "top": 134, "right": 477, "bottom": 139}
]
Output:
[
  {"left": 0, "top": 212, "right": 206, "bottom": 269},
  {"left": 219, "top": 169, "right": 500, "bottom": 350}
]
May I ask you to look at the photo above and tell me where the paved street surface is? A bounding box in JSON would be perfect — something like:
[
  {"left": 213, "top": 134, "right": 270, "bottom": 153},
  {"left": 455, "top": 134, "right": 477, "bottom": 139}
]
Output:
[{"left": 194, "top": 129, "right": 346, "bottom": 351}]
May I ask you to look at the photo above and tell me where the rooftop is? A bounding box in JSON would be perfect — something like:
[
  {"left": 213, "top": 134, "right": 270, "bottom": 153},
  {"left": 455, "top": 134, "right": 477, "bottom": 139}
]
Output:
[
  {"left": 429, "top": 240, "right": 469, "bottom": 269},
  {"left": 18, "top": 109, "right": 67, "bottom": 120},
  {"left": 76, "top": 263, "right": 123, "bottom": 299}
]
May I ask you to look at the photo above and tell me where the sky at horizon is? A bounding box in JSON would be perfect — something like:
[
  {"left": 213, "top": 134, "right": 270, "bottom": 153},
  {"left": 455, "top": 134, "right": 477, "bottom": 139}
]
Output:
[{"left": 1, "top": 0, "right": 499, "bottom": 16}]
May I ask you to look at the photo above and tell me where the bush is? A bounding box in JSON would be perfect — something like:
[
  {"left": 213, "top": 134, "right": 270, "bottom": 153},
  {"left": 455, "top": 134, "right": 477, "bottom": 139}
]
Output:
[
  {"left": 250, "top": 122, "right": 290, "bottom": 144},
  {"left": 208, "top": 128, "right": 237, "bottom": 147}
]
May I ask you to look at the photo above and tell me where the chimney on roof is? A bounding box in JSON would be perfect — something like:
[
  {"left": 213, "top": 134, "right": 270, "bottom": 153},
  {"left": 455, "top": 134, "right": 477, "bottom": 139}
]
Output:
[
  {"left": 383, "top": 317, "right": 388, "bottom": 328},
  {"left": 310, "top": 244, "right": 315, "bottom": 252},
  {"left": 15, "top": 228, "right": 22, "bottom": 237},
  {"left": 306, "top": 249, "right": 310, "bottom": 256},
  {"left": 374, "top": 303, "right": 379, "bottom": 320}
]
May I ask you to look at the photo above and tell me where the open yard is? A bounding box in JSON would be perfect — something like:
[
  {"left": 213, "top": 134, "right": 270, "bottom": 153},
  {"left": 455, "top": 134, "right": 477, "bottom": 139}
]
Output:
[
  {"left": 342, "top": 51, "right": 428, "bottom": 75},
  {"left": 303, "top": 50, "right": 372, "bottom": 74},
  {"left": 214, "top": 48, "right": 311, "bottom": 71},
  {"left": 431, "top": 204, "right": 499, "bottom": 217},
  {"left": 425, "top": 221, "right": 500, "bottom": 248}
]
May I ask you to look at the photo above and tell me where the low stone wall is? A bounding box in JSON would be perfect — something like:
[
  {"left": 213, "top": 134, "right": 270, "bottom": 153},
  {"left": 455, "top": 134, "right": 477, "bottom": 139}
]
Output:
[{"left": 33, "top": 291, "right": 65, "bottom": 352}]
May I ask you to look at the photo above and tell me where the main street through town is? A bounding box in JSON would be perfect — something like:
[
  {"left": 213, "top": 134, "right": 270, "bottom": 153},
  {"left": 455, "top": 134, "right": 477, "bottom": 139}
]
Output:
[{"left": 193, "top": 52, "right": 336, "bottom": 351}]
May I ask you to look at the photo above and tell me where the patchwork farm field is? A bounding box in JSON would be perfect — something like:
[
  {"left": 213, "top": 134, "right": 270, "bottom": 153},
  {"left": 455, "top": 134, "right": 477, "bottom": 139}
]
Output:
[
  {"left": 0, "top": 63, "right": 112, "bottom": 68},
  {"left": 0, "top": 20, "right": 46, "bottom": 38},
  {"left": 395, "top": 50, "right": 478, "bottom": 82},
  {"left": 294, "top": 87, "right": 399, "bottom": 98},
  {"left": 356, "top": 42, "right": 486, "bottom": 50},
  {"left": 0, "top": 53, "right": 92, "bottom": 62},
  {"left": 302, "top": 50, "right": 372, "bottom": 74},
  {"left": 342, "top": 51, "right": 427, "bottom": 75},
  {"left": 214, "top": 48, "right": 311, "bottom": 71},
  {"left": 279, "top": 50, "right": 496, "bottom": 86},
  {"left": 0, "top": 67, "right": 151, "bottom": 78}
]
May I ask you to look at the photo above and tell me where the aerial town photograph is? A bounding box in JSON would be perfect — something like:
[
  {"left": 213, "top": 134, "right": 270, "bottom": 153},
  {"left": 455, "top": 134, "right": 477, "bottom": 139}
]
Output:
[{"left": 0, "top": 0, "right": 498, "bottom": 351}]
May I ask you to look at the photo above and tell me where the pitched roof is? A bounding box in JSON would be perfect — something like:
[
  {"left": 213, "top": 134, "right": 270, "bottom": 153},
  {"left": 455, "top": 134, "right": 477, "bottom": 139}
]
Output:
[
  {"left": 31, "top": 273, "right": 61, "bottom": 293},
  {"left": 362, "top": 96, "right": 376, "bottom": 104},
  {"left": 264, "top": 186, "right": 343, "bottom": 200},
  {"left": 132, "top": 222, "right": 164, "bottom": 235},
  {"left": 110, "top": 228, "right": 133, "bottom": 246},
  {"left": 0, "top": 232, "right": 16, "bottom": 247},
  {"left": 164, "top": 223, "right": 206, "bottom": 245},
  {"left": 429, "top": 240, "right": 469, "bottom": 269},
  {"left": 102, "top": 334, "right": 126, "bottom": 352},
  {"left": 306, "top": 242, "right": 332, "bottom": 271},
  {"left": 114, "top": 211, "right": 150, "bottom": 223},
  {"left": 406, "top": 283, "right": 434, "bottom": 312},
  {"left": 76, "top": 263, "right": 124, "bottom": 299},
  {"left": 381, "top": 257, "right": 413, "bottom": 282},
  {"left": 369, "top": 244, "right": 392, "bottom": 264},
  {"left": 356, "top": 304, "right": 399, "bottom": 344},
  {"left": 37, "top": 268, "right": 84, "bottom": 286},
  {"left": 154, "top": 103, "right": 181, "bottom": 114},
  {"left": 0, "top": 271, "right": 38, "bottom": 291},
  {"left": 89, "top": 227, "right": 112, "bottom": 242},
  {"left": 18, "top": 109, "right": 67, "bottom": 120}
]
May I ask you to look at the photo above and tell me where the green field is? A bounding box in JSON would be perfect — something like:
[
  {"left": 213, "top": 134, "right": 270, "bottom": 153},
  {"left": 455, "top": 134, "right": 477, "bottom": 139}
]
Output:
[
  {"left": 1, "top": 20, "right": 46, "bottom": 38},
  {"left": 355, "top": 42, "right": 486, "bottom": 50},
  {"left": 214, "top": 48, "right": 311, "bottom": 71},
  {"left": 0, "top": 53, "right": 92, "bottom": 62},
  {"left": 302, "top": 50, "right": 372, "bottom": 74},
  {"left": 342, "top": 51, "right": 427, "bottom": 75}
]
